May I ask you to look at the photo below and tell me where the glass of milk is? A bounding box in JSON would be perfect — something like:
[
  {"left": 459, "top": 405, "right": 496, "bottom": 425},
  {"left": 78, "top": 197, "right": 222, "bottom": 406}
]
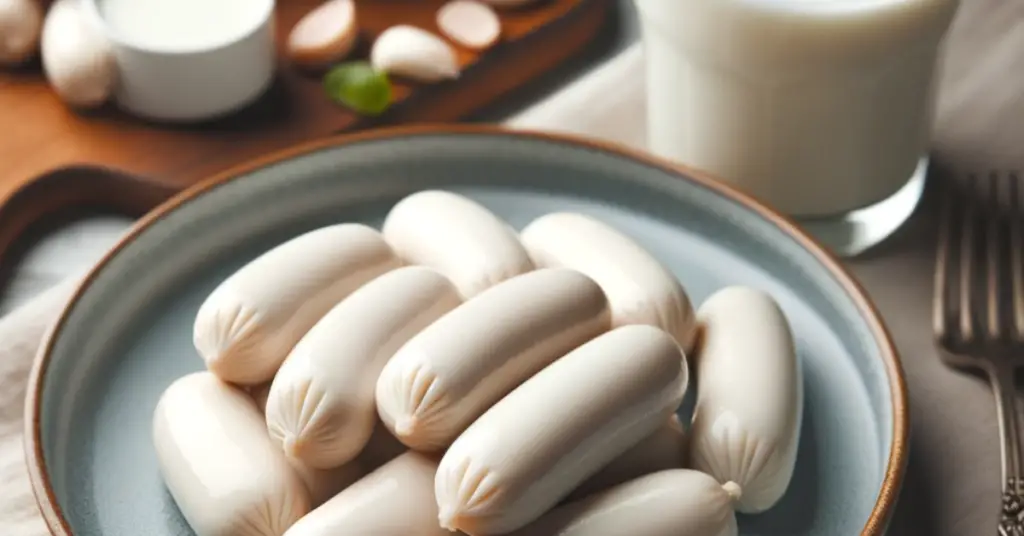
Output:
[{"left": 634, "top": 0, "right": 960, "bottom": 256}]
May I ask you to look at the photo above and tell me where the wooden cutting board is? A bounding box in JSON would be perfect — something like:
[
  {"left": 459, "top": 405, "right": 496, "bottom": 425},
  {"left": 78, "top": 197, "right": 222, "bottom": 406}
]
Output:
[{"left": 0, "top": 0, "right": 611, "bottom": 287}]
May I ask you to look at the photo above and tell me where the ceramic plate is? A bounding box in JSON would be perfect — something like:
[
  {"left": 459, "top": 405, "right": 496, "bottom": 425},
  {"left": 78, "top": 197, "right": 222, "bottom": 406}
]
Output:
[{"left": 26, "top": 126, "right": 906, "bottom": 535}]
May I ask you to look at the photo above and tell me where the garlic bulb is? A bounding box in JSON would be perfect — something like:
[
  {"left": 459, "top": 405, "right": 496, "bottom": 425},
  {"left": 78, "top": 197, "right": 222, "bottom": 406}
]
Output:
[
  {"left": 0, "top": 0, "right": 41, "bottom": 65},
  {"left": 436, "top": 0, "right": 501, "bottom": 51},
  {"left": 287, "top": 0, "right": 358, "bottom": 70},
  {"left": 41, "top": 0, "right": 117, "bottom": 109},
  {"left": 370, "top": 25, "right": 459, "bottom": 82}
]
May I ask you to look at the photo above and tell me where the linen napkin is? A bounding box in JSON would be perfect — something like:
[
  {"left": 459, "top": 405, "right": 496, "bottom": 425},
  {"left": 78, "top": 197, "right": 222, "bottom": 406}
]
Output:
[
  {"left": 1, "top": 0, "right": 1022, "bottom": 533},
  {"left": 0, "top": 277, "right": 81, "bottom": 535}
]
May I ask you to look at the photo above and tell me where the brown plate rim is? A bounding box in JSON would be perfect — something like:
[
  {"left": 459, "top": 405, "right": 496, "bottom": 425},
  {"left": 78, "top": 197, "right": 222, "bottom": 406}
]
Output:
[{"left": 23, "top": 124, "right": 908, "bottom": 536}]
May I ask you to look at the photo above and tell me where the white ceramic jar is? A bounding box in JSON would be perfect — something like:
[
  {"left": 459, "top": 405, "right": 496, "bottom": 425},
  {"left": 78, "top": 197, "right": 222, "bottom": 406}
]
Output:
[
  {"left": 80, "top": 0, "right": 276, "bottom": 122},
  {"left": 634, "top": 0, "right": 960, "bottom": 218}
]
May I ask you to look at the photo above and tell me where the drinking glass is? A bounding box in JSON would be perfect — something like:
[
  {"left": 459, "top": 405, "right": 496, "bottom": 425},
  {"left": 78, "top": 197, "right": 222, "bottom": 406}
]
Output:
[{"left": 634, "top": 0, "right": 961, "bottom": 256}]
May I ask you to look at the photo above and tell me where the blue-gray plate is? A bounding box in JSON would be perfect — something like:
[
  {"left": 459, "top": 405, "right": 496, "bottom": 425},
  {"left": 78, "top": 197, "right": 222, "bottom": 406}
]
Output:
[{"left": 25, "top": 126, "right": 907, "bottom": 535}]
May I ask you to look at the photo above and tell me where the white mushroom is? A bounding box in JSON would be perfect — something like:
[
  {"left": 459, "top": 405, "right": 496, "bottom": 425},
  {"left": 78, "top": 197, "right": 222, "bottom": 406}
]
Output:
[
  {"left": 287, "top": 0, "right": 358, "bottom": 70},
  {"left": 370, "top": 25, "right": 459, "bottom": 82},
  {"left": 436, "top": 0, "right": 501, "bottom": 51},
  {"left": 41, "top": 0, "right": 117, "bottom": 109},
  {"left": 0, "top": 0, "right": 42, "bottom": 65}
]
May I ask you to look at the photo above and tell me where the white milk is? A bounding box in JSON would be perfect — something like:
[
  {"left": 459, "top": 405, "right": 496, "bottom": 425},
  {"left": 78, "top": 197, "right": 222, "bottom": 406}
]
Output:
[
  {"left": 98, "top": 0, "right": 272, "bottom": 51},
  {"left": 635, "top": 0, "right": 960, "bottom": 217}
]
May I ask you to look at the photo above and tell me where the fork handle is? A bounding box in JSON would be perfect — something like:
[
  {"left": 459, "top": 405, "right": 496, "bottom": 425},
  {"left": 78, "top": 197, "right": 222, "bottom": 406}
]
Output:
[{"left": 990, "top": 363, "right": 1024, "bottom": 534}]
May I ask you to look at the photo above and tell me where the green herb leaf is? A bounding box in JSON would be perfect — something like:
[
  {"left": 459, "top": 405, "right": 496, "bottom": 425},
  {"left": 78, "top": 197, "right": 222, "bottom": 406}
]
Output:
[{"left": 323, "top": 62, "right": 393, "bottom": 116}]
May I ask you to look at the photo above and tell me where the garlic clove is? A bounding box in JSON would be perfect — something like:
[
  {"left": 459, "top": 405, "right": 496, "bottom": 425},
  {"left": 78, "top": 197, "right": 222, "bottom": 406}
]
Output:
[
  {"left": 370, "top": 25, "right": 459, "bottom": 83},
  {"left": 41, "top": 0, "right": 117, "bottom": 109},
  {"left": 436, "top": 0, "right": 501, "bottom": 51},
  {"left": 287, "top": 0, "right": 358, "bottom": 70},
  {"left": 0, "top": 0, "right": 42, "bottom": 65}
]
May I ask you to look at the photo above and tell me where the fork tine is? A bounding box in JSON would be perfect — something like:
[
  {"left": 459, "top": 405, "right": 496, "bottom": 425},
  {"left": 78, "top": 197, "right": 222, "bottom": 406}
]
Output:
[
  {"left": 934, "top": 179, "right": 954, "bottom": 341},
  {"left": 1011, "top": 172, "right": 1024, "bottom": 341},
  {"left": 986, "top": 172, "right": 1003, "bottom": 341},
  {"left": 960, "top": 175, "right": 978, "bottom": 342}
]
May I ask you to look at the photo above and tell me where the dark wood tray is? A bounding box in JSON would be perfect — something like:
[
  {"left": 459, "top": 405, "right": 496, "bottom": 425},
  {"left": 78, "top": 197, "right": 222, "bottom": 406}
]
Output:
[{"left": 0, "top": 0, "right": 612, "bottom": 291}]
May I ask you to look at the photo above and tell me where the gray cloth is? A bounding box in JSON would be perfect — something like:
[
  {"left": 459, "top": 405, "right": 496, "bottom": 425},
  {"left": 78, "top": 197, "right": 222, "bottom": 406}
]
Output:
[{"left": 0, "top": 0, "right": 1020, "bottom": 533}]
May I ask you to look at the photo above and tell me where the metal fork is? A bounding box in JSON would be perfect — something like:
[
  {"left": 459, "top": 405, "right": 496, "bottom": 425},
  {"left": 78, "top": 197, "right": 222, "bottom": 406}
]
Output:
[{"left": 934, "top": 171, "right": 1024, "bottom": 536}]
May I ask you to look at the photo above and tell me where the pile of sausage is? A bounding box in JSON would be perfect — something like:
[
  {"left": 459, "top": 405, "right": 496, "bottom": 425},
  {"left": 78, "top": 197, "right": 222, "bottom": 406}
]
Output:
[{"left": 153, "top": 190, "right": 803, "bottom": 536}]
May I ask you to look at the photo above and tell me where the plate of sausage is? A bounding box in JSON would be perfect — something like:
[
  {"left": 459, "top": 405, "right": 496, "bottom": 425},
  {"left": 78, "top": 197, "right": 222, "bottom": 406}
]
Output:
[{"left": 25, "top": 126, "right": 906, "bottom": 536}]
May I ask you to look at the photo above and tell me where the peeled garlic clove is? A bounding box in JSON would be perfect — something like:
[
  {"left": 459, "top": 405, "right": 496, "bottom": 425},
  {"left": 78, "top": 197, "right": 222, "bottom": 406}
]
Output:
[
  {"left": 41, "top": 0, "right": 117, "bottom": 109},
  {"left": 370, "top": 25, "right": 459, "bottom": 82},
  {"left": 0, "top": 0, "right": 42, "bottom": 65},
  {"left": 436, "top": 0, "right": 501, "bottom": 51},
  {"left": 287, "top": 0, "right": 358, "bottom": 70}
]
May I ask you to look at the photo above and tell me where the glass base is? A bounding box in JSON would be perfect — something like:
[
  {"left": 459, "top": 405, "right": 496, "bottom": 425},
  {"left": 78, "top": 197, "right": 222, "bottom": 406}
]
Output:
[{"left": 794, "top": 158, "right": 928, "bottom": 258}]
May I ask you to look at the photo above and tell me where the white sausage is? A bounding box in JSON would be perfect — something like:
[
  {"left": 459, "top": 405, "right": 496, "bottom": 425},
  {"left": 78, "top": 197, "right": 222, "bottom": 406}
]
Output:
[
  {"left": 284, "top": 452, "right": 461, "bottom": 536},
  {"left": 375, "top": 268, "right": 610, "bottom": 451},
  {"left": 564, "top": 415, "right": 686, "bottom": 503},
  {"left": 689, "top": 286, "right": 802, "bottom": 514},
  {"left": 520, "top": 212, "right": 697, "bottom": 351},
  {"left": 381, "top": 190, "right": 534, "bottom": 299},
  {"left": 248, "top": 387, "right": 407, "bottom": 507},
  {"left": 193, "top": 223, "right": 402, "bottom": 385},
  {"left": 250, "top": 381, "right": 360, "bottom": 507},
  {"left": 153, "top": 372, "right": 310, "bottom": 536},
  {"left": 506, "top": 470, "right": 739, "bottom": 536},
  {"left": 434, "top": 325, "right": 688, "bottom": 535},
  {"left": 266, "top": 266, "right": 462, "bottom": 469}
]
